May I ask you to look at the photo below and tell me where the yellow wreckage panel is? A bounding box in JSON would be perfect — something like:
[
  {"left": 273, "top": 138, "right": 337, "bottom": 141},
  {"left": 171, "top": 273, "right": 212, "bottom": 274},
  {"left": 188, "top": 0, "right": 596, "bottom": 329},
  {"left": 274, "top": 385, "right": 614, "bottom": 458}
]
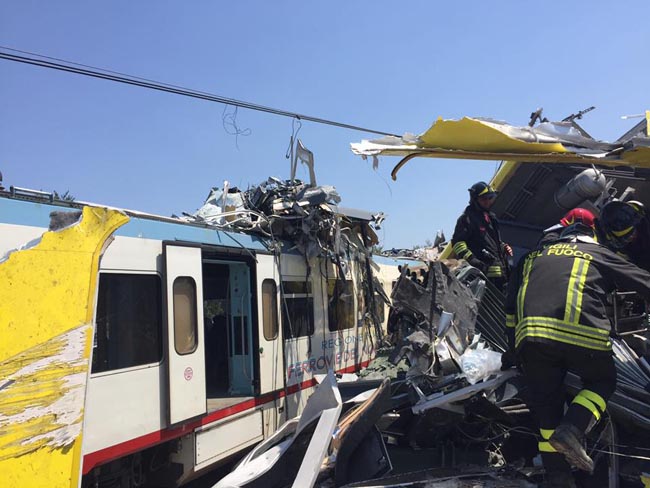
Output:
[
  {"left": 621, "top": 146, "right": 650, "bottom": 165},
  {"left": 419, "top": 117, "right": 569, "bottom": 154},
  {"left": 0, "top": 207, "right": 128, "bottom": 488},
  {"left": 350, "top": 116, "right": 650, "bottom": 180}
]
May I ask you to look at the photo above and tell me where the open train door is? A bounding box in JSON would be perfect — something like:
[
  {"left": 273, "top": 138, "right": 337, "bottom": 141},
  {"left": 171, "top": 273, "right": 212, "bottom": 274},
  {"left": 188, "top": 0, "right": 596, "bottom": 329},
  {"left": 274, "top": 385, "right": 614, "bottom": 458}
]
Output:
[{"left": 164, "top": 242, "right": 207, "bottom": 425}]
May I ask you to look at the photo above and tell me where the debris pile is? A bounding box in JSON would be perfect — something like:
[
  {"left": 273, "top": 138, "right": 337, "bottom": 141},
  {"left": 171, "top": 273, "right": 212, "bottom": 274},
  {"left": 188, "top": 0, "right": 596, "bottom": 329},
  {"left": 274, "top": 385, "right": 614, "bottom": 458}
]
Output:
[
  {"left": 182, "top": 177, "right": 383, "bottom": 260},
  {"left": 182, "top": 175, "right": 390, "bottom": 341},
  {"left": 215, "top": 262, "right": 542, "bottom": 487},
  {"left": 214, "top": 258, "right": 650, "bottom": 487}
]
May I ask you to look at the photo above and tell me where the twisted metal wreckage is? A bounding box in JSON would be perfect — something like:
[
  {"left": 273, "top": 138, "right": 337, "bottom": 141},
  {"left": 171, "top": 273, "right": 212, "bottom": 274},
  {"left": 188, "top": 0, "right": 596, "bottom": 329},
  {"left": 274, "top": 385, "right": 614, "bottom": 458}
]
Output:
[
  {"left": 180, "top": 169, "right": 389, "bottom": 345},
  {"left": 214, "top": 114, "right": 650, "bottom": 488},
  {"left": 3, "top": 114, "right": 650, "bottom": 487}
]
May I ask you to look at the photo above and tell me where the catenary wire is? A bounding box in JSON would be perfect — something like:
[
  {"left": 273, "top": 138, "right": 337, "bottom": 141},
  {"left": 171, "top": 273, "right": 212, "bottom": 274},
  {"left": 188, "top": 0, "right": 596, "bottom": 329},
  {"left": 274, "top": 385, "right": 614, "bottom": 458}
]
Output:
[{"left": 0, "top": 47, "right": 399, "bottom": 138}]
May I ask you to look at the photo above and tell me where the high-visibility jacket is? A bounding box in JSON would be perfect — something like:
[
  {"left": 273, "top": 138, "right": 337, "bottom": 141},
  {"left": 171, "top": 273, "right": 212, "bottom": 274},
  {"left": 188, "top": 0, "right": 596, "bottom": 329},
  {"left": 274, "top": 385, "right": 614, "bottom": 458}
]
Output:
[
  {"left": 505, "top": 235, "right": 650, "bottom": 352},
  {"left": 452, "top": 204, "right": 508, "bottom": 279}
]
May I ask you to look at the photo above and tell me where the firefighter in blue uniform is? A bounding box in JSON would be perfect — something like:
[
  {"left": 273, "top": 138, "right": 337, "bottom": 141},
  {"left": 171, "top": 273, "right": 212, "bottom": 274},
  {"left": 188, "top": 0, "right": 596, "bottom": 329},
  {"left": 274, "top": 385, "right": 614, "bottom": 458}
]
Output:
[
  {"left": 503, "top": 203, "right": 650, "bottom": 487},
  {"left": 452, "top": 181, "right": 512, "bottom": 290}
]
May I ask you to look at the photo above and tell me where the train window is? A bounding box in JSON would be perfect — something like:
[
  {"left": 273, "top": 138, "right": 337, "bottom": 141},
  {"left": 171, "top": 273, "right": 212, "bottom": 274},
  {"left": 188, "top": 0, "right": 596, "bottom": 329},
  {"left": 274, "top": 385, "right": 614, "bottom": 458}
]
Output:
[
  {"left": 262, "top": 280, "right": 278, "bottom": 340},
  {"left": 93, "top": 273, "right": 162, "bottom": 373},
  {"left": 281, "top": 280, "right": 314, "bottom": 339},
  {"left": 173, "top": 276, "right": 198, "bottom": 355},
  {"left": 327, "top": 279, "right": 355, "bottom": 331}
]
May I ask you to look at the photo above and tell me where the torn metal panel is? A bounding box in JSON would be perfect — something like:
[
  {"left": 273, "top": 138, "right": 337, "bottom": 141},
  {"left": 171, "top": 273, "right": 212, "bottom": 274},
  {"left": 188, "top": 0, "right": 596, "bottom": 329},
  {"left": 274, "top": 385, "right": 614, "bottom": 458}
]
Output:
[
  {"left": 184, "top": 176, "right": 382, "bottom": 262},
  {"left": 411, "top": 370, "right": 518, "bottom": 415},
  {"left": 350, "top": 116, "right": 650, "bottom": 180},
  {"left": 215, "top": 370, "right": 342, "bottom": 488},
  {"left": 388, "top": 261, "right": 481, "bottom": 379},
  {"left": 0, "top": 207, "right": 128, "bottom": 488},
  {"left": 391, "top": 261, "right": 478, "bottom": 338},
  {"left": 331, "top": 378, "right": 392, "bottom": 486},
  {"left": 291, "top": 379, "right": 343, "bottom": 488}
]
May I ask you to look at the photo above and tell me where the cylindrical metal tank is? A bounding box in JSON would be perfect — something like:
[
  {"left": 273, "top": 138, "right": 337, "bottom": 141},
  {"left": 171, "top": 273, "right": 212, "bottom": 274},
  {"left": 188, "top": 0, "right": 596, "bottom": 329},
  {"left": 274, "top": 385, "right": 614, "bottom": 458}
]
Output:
[{"left": 554, "top": 168, "right": 607, "bottom": 210}]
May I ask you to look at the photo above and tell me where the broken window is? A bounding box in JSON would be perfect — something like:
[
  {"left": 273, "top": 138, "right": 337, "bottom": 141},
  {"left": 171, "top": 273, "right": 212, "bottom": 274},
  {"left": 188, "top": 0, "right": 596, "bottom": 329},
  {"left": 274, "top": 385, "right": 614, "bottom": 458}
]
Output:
[
  {"left": 328, "top": 279, "right": 354, "bottom": 331},
  {"left": 282, "top": 280, "right": 314, "bottom": 339},
  {"left": 93, "top": 273, "right": 163, "bottom": 373},
  {"left": 262, "top": 279, "right": 278, "bottom": 340}
]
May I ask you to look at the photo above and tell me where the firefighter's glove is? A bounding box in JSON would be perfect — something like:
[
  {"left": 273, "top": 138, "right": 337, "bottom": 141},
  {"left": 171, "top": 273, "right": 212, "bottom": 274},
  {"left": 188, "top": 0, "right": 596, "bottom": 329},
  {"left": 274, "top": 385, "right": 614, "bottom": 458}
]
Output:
[
  {"left": 503, "top": 243, "right": 514, "bottom": 257},
  {"left": 500, "top": 349, "right": 517, "bottom": 371}
]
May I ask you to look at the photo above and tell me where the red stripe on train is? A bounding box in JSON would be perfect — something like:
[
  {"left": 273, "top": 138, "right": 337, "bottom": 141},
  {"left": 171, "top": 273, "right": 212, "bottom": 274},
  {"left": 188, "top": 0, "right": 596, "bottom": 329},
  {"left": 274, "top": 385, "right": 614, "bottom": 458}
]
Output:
[{"left": 82, "top": 360, "right": 370, "bottom": 475}]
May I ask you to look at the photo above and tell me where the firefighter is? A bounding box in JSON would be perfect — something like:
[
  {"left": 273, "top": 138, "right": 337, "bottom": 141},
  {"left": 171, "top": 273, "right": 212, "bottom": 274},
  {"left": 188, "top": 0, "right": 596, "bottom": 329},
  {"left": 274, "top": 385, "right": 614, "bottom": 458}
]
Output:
[
  {"left": 597, "top": 200, "right": 650, "bottom": 272},
  {"left": 502, "top": 218, "right": 650, "bottom": 487},
  {"left": 538, "top": 207, "right": 596, "bottom": 247},
  {"left": 452, "top": 181, "right": 512, "bottom": 289}
]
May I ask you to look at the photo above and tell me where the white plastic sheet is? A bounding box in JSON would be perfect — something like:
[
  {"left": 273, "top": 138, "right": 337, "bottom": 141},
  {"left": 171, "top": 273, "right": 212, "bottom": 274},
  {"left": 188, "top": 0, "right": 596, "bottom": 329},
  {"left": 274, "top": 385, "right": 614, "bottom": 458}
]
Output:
[{"left": 459, "top": 348, "right": 503, "bottom": 385}]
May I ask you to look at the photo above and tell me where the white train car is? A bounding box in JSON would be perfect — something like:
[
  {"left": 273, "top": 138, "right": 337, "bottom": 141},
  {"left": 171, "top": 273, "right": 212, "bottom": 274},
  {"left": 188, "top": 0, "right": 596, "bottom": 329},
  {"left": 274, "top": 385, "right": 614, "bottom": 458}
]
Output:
[{"left": 0, "top": 189, "right": 402, "bottom": 487}]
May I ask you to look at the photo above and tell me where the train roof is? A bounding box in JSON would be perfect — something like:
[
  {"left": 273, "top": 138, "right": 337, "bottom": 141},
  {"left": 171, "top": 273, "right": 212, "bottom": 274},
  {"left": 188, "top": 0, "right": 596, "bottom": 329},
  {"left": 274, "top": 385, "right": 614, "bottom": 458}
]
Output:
[{"left": 0, "top": 189, "right": 271, "bottom": 252}]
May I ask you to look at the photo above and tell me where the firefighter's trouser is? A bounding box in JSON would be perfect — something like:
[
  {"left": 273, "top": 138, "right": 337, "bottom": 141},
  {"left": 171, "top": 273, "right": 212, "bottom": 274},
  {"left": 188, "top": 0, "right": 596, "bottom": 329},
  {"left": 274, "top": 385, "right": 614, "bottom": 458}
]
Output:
[{"left": 519, "top": 342, "right": 616, "bottom": 473}]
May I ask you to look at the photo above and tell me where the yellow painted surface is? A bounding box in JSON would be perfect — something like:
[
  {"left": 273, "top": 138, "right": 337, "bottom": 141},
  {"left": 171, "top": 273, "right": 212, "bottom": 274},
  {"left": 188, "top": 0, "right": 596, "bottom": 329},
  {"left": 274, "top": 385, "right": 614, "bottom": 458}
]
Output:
[
  {"left": 0, "top": 206, "right": 128, "bottom": 488},
  {"left": 419, "top": 117, "right": 569, "bottom": 154},
  {"left": 642, "top": 472, "right": 650, "bottom": 488},
  {"left": 621, "top": 146, "right": 650, "bottom": 165},
  {"left": 356, "top": 116, "right": 650, "bottom": 180},
  {"left": 489, "top": 160, "right": 520, "bottom": 191}
]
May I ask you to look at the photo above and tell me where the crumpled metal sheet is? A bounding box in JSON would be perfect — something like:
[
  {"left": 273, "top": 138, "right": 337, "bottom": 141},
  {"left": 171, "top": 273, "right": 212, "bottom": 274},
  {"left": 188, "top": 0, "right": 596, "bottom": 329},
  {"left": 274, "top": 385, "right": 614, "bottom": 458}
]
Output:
[
  {"left": 350, "top": 116, "right": 650, "bottom": 180},
  {"left": 391, "top": 262, "right": 478, "bottom": 337},
  {"left": 184, "top": 177, "right": 383, "bottom": 262},
  {"left": 388, "top": 262, "right": 480, "bottom": 378}
]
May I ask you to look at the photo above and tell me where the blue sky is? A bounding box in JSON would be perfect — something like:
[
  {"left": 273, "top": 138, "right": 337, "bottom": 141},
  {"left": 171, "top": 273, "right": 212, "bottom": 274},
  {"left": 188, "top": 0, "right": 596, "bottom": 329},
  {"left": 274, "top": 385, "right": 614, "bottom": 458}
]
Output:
[{"left": 1, "top": 1, "right": 649, "bottom": 248}]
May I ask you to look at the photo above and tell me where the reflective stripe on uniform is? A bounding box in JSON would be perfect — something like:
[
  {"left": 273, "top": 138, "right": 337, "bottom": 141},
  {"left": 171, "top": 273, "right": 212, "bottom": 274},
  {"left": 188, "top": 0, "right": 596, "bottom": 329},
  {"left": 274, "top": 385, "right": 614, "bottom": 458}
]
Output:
[
  {"left": 538, "top": 441, "right": 557, "bottom": 453},
  {"left": 612, "top": 226, "right": 634, "bottom": 237},
  {"left": 517, "top": 316, "right": 609, "bottom": 340},
  {"left": 479, "top": 185, "right": 492, "bottom": 196},
  {"left": 564, "top": 257, "right": 591, "bottom": 324},
  {"left": 540, "top": 428, "right": 554, "bottom": 440},
  {"left": 453, "top": 241, "right": 473, "bottom": 259},
  {"left": 515, "top": 316, "right": 611, "bottom": 351},
  {"left": 572, "top": 395, "right": 602, "bottom": 421},
  {"left": 572, "top": 389, "right": 607, "bottom": 421},
  {"left": 579, "top": 389, "right": 606, "bottom": 412},
  {"left": 505, "top": 314, "right": 516, "bottom": 329},
  {"left": 515, "top": 327, "right": 611, "bottom": 351},
  {"left": 487, "top": 265, "right": 503, "bottom": 277},
  {"left": 517, "top": 257, "right": 535, "bottom": 320}
]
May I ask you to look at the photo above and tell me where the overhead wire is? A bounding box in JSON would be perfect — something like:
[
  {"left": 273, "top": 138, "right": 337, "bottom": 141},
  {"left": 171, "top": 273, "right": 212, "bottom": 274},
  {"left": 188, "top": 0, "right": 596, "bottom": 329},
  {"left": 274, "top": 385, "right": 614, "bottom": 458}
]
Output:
[{"left": 0, "top": 46, "right": 399, "bottom": 138}]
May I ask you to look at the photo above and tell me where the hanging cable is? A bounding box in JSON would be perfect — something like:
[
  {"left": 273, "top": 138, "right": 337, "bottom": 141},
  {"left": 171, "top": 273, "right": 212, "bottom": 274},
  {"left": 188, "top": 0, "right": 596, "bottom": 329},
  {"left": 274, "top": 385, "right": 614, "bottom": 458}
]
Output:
[
  {"left": 221, "top": 104, "right": 251, "bottom": 149},
  {"left": 0, "top": 46, "right": 399, "bottom": 137}
]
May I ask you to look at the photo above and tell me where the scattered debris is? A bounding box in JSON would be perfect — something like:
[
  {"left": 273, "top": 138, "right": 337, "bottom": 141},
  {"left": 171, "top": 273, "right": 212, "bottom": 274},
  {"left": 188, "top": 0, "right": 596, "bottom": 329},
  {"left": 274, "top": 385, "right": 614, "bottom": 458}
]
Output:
[
  {"left": 212, "top": 248, "right": 650, "bottom": 487},
  {"left": 215, "top": 371, "right": 343, "bottom": 488},
  {"left": 182, "top": 177, "right": 382, "bottom": 261}
]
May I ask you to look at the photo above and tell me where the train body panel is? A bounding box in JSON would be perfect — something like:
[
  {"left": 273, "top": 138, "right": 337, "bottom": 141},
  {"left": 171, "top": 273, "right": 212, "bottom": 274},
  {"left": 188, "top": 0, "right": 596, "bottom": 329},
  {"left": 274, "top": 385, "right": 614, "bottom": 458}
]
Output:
[{"left": 0, "top": 192, "right": 396, "bottom": 487}]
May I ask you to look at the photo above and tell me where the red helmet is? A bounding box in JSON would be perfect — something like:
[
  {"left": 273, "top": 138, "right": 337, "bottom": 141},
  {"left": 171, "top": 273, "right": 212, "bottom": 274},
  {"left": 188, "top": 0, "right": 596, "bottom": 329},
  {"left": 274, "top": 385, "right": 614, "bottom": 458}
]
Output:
[{"left": 560, "top": 208, "right": 595, "bottom": 228}]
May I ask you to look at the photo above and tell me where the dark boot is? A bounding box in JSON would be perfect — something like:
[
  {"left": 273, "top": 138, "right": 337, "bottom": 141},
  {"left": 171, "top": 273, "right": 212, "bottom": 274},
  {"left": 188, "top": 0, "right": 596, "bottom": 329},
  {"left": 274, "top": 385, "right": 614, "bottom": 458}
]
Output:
[
  {"left": 549, "top": 423, "right": 594, "bottom": 473},
  {"left": 542, "top": 470, "right": 577, "bottom": 488}
]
